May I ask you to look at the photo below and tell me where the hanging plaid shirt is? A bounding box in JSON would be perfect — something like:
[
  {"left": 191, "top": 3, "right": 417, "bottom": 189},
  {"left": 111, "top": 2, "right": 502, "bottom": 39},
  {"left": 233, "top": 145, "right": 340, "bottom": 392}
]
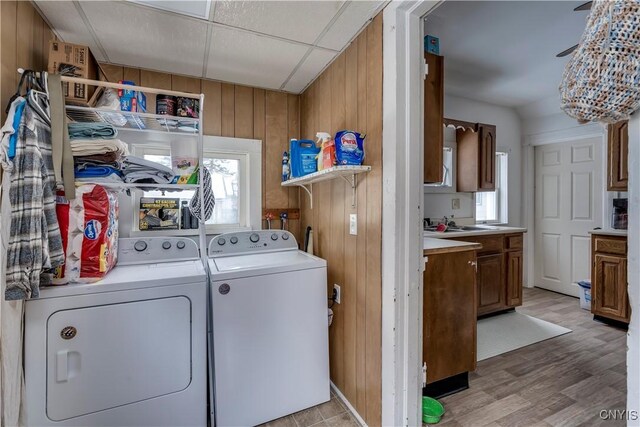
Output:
[{"left": 4, "top": 105, "right": 64, "bottom": 300}]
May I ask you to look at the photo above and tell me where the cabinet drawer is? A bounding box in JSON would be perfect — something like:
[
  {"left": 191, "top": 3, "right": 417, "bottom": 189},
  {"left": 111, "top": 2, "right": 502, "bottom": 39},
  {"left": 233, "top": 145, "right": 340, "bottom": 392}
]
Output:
[
  {"left": 455, "top": 235, "right": 504, "bottom": 254},
  {"left": 593, "top": 236, "right": 627, "bottom": 256},
  {"left": 505, "top": 234, "right": 523, "bottom": 250}
]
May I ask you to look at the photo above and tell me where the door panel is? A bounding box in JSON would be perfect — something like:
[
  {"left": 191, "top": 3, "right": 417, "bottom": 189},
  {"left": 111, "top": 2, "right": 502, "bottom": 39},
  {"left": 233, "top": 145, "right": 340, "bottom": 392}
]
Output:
[
  {"left": 507, "top": 251, "right": 523, "bottom": 307},
  {"left": 46, "top": 298, "right": 192, "bottom": 421},
  {"left": 535, "top": 137, "right": 603, "bottom": 296},
  {"left": 593, "top": 254, "right": 628, "bottom": 321},
  {"left": 477, "top": 253, "right": 505, "bottom": 315},
  {"left": 607, "top": 120, "right": 628, "bottom": 191},
  {"left": 478, "top": 124, "right": 496, "bottom": 191}
]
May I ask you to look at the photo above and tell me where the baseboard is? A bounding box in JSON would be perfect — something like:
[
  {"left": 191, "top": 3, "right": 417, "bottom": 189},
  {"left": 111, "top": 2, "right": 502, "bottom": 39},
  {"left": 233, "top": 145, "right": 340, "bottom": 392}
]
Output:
[{"left": 330, "top": 382, "right": 368, "bottom": 427}]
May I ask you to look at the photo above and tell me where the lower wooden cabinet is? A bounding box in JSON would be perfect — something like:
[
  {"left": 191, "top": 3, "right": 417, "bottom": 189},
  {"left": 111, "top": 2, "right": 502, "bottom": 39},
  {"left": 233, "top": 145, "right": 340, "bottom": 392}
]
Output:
[
  {"left": 477, "top": 253, "right": 505, "bottom": 316},
  {"left": 506, "top": 250, "right": 524, "bottom": 307},
  {"left": 591, "top": 234, "right": 630, "bottom": 323},
  {"left": 423, "top": 249, "right": 477, "bottom": 384}
]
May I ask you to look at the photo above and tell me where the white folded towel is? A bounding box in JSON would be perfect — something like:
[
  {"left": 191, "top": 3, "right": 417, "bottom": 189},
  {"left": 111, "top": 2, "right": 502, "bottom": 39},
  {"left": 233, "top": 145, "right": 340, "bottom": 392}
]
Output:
[{"left": 69, "top": 138, "right": 129, "bottom": 157}]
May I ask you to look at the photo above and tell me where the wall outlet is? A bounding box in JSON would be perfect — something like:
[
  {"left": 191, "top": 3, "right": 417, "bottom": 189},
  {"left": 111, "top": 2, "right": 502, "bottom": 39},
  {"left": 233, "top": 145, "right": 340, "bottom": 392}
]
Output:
[
  {"left": 349, "top": 214, "right": 357, "bottom": 235},
  {"left": 452, "top": 198, "right": 461, "bottom": 210},
  {"left": 333, "top": 284, "right": 341, "bottom": 304}
]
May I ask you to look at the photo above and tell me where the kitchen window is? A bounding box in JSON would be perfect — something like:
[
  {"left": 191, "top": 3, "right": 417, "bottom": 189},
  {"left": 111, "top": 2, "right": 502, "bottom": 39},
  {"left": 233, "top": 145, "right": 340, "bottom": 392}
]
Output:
[
  {"left": 131, "top": 136, "right": 261, "bottom": 235},
  {"left": 476, "top": 152, "right": 508, "bottom": 224}
]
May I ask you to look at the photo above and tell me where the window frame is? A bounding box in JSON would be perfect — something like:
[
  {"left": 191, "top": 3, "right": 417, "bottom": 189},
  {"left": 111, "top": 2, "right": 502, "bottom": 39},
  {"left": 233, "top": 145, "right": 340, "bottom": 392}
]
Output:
[
  {"left": 476, "top": 151, "right": 508, "bottom": 225},
  {"left": 128, "top": 135, "right": 262, "bottom": 237}
]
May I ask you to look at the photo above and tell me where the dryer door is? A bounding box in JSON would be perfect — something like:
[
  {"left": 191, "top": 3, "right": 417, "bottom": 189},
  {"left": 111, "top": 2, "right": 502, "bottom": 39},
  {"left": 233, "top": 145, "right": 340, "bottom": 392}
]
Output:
[{"left": 46, "top": 297, "right": 192, "bottom": 421}]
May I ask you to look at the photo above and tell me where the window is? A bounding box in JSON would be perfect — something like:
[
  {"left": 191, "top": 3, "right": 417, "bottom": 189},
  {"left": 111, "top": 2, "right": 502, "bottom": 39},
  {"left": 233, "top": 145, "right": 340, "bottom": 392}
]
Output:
[
  {"left": 130, "top": 136, "right": 261, "bottom": 235},
  {"left": 476, "top": 152, "right": 508, "bottom": 224}
]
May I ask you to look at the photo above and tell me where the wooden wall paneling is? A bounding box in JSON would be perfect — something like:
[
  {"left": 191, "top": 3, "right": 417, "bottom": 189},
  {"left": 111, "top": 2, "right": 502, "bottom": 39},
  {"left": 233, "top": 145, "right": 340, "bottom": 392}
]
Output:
[
  {"left": 202, "top": 79, "right": 222, "bottom": 136},
  {"left": 99, "top": 63, "right": 123, "bottom": 82},
  {"left": 31, "top": 9, "right": 45, "bottom": 70},
  {"left": 221, "top": 83, "right": 235, "bottom": 137},
  {"left": 234, "top": 85, "right": 254, "bottom": 139},
  {"left": 343, "top": 39, "right": 358, "bottom": 404},
  {"left": 354, "top": 28, "right": 369, "bottom": 417},
  {"left": 123, "top": 67, "right": 141, "bottom": 85},
  {"left": 265, "top": 91, "right": 290, "bottom": 213},
  {"left": 1, "top": 1, "right": 18, "bottom": 124},
  {"left": 364, "top": 14, "right": 383, "bottom": 426},
  {"left": 140, "top": 69, "right": 172, "bottom": 114},
  {"left": 16, "top": 2, "right": 35, "bottom": 75},
  {"left": 286, "top": 93, "right": 300, "bottom": 242},
  {"left": 253, "top": 88, "right": 266, "bottom": 215},
  {"left": 171, "top": 74, "right": 201, "bottom": 94}
]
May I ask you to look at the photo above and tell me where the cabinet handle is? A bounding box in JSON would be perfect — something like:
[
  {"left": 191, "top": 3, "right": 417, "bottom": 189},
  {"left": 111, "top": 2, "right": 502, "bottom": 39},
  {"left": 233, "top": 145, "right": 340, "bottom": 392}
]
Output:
[{"left": 469, "top": 260, "right": 477, "bottom": 272}]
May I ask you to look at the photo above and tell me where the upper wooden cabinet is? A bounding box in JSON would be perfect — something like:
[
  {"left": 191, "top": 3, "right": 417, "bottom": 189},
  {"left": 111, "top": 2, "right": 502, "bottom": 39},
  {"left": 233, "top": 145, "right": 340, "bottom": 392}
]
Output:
[
  {"left": 424, "top": 52, "right": 444, "bottom": 184},
  {"left": 456, "top": 123, "right": 496, "bottom": 192},
  {"left": 607, "top": 120, "right": 628, "bottom": 191}
]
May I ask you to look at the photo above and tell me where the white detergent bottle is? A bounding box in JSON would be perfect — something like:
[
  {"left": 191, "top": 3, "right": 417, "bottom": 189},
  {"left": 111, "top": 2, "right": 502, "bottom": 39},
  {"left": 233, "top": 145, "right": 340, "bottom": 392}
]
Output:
[{"left": 315, "top": 132, "right": 332, "bottom": 171}]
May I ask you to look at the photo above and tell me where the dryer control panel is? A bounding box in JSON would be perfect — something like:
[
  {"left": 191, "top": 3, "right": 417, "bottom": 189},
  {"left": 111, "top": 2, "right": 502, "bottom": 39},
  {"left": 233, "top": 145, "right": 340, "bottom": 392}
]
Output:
[
  {"left": 209, "top": 231, "right": 298, "bottom": 256},
  {"left": 118, "top": 237, "right": 200, "bottom": 265}
]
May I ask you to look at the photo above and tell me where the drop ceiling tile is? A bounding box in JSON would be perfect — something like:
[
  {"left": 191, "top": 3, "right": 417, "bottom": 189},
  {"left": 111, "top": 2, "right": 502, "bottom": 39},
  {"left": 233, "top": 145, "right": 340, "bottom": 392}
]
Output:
[
  {"left": 34, "top": 1, "right": 107, "bottom": 61},
  {"left": 317, "top": 1, "right": 383, "bottom": 51},
  {"left": 206, "top": 26, "right": 309, "bottom": 90},
  {"left": 213, "top": 0, "right": 344, "bottom": 45},
  {"left": 126, "top": 0, "right": 211, "bottom": 20},
  {"left": 79, "top": 1, "right": 208, "bottom": 77},
  {"left": 284, "top": 48, "right": 336, "bottom": 93}
]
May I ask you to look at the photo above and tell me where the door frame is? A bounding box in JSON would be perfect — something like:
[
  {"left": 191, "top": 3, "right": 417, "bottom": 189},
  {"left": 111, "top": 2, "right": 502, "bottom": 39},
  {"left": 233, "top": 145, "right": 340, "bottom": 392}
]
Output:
[
  {"left": 382, "top": 2, "right": 440, "bottom": 426},
  {"left": 522, "top": 124, "right": 606, "bottom": 290}
]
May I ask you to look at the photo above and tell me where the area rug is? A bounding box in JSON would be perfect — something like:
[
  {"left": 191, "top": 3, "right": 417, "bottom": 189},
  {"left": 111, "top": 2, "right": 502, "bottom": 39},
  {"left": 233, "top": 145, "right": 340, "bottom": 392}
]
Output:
[{"left": 477, "top": 312, "right": 572, "bottom": 361}]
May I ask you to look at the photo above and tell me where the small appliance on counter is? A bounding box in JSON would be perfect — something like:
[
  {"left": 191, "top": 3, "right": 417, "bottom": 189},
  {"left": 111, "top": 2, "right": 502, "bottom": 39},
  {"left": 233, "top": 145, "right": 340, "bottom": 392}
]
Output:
[{"left": 612, "top": 198, "right": 628, "bottom": 230}]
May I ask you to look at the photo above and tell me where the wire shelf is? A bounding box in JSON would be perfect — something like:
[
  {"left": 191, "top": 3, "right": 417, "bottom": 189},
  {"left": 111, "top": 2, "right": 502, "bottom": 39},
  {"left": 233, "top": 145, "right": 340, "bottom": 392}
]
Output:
[
  {"left": 65, "top": 105, "right": 199, "bottom": 135},
  {"left": 75, "top": 181, "right": 199, "bottom": 191}
]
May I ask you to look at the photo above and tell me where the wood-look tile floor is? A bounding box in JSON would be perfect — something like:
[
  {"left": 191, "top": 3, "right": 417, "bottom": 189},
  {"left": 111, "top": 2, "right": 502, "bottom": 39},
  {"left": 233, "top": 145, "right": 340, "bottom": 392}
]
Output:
[
  {"left": 437, "top": 287, "right": 627, "bottom": 427},
  {"left": 259, "top": 389, "right": 360, "bottom": 427}
]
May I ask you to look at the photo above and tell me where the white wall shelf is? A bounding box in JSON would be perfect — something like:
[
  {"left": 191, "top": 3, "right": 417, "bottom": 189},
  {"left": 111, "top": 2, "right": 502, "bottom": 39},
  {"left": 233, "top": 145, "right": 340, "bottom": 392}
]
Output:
[{"left": 281, "top": 165, "right": 371, "bottom": 208}]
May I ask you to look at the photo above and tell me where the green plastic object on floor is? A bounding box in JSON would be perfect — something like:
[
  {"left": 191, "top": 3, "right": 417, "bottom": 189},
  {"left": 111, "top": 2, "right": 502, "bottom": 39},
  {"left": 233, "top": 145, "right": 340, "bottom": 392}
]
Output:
[{"left": 422, "top": 396, "right": 445, "bottom": 424}]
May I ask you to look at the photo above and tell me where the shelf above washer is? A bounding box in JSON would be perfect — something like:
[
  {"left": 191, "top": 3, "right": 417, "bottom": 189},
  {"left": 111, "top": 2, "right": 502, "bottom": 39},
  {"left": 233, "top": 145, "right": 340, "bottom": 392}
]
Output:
[{"left": 281, "top": 166, "right": 371, "bottom": 208}]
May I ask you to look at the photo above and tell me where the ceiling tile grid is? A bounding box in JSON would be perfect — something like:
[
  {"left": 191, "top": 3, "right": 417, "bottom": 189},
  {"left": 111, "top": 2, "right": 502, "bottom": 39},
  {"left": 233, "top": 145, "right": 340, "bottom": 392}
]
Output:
[{"left": 34, "top": 0, "right": 386, "bottom": 93}]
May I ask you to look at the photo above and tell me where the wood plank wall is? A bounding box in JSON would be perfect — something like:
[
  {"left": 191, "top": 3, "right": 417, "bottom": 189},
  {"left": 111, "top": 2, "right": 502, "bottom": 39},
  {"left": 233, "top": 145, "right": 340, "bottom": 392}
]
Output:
[
  {"left": 299, "top": 13, "right": 383, "bottom": 426},
  {"left": 98, "top": 64, "right": 302, "bottom": 241},
  {"left": 0, "top": 1, "right": 55, "bottom": 124}
]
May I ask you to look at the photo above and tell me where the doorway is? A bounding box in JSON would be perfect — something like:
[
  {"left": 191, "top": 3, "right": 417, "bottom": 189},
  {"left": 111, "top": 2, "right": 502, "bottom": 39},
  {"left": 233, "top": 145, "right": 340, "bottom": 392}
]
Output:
[{"left": 534, "top": 137, "right": 604, "bottom": 296}]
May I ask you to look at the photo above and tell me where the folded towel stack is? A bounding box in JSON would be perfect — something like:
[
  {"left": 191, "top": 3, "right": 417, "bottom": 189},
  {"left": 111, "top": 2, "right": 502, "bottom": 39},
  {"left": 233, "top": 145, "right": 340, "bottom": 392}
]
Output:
[
  {"left": 68, "top": 122, "right": 118, "bottom": 139},
  {"left": 121, "top": 155, "right": 175, "bottom": 185}
]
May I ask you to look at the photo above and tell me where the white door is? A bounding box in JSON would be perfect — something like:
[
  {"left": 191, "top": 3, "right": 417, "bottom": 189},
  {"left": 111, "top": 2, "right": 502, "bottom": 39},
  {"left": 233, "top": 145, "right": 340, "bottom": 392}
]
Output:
[{"left": 535, "top": 137, "right": 603, "bottom": 296}]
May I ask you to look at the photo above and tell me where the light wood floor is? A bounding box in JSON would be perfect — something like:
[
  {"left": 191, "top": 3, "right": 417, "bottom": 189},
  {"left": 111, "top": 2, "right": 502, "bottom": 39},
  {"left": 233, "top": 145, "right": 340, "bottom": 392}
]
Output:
[{"left": 438, "top": 287, "right": 627, "bottom": 427}]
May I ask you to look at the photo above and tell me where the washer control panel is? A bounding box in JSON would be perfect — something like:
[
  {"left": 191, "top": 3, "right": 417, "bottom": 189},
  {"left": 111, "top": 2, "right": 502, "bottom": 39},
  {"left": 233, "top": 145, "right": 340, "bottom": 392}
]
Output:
[
  {"left": 209, "top": 230, "right": 298, "bottom": 256},
  {"left": 118, "top": 237, "right": 200, "bottom": 265}
]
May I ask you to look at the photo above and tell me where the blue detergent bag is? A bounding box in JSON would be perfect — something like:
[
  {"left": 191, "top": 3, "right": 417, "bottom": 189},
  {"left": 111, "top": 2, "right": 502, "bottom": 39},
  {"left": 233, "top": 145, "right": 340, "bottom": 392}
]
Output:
[
  {"left": 335, "top": 131, "right": 365, "bottom": 165},
  {"left": 289, "top": 139, "right": 320, "bottom": 177}
]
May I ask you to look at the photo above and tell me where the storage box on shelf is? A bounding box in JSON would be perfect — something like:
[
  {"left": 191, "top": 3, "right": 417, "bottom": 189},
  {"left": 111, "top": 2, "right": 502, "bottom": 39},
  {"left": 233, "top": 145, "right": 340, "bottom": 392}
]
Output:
[{"left": 61, "top": 76, "right": 207, "bottom": 255}]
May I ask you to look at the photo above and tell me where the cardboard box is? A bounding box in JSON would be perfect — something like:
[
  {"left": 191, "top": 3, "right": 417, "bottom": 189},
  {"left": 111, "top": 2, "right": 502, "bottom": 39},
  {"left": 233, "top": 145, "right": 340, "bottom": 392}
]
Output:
[
  {"left": 48, "top": 41, "right": 99, "bottom": 105},
  {"left": 139, "top": 198, "right": 180, "bottom": 230}
]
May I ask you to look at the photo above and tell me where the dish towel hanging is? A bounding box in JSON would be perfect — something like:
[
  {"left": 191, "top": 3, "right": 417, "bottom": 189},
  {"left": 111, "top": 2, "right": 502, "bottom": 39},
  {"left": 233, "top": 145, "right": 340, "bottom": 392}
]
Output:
[{"left": 190, "top": 166, "right": 215, "bottom": 222}]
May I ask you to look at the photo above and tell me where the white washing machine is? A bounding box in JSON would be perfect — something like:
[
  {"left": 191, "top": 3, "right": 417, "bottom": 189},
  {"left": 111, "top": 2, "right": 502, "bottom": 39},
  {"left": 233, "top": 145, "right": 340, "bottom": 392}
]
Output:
[
  {"left": 208, "top": 230, "right": 330, "bottom": 427},
  {"left": 24, "top": 237, "right": 208, "bottom": 427}
]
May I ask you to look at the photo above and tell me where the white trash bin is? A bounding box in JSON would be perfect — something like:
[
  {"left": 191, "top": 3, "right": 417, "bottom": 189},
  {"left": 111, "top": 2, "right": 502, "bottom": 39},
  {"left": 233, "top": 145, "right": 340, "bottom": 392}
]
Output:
[{"left": 577, "top": 281, "right": 591, "bottom": 310}]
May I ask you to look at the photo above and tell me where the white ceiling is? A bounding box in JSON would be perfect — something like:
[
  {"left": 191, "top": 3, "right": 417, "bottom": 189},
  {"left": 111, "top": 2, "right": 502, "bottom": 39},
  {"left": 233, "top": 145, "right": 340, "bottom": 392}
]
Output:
[
  {"left": 35, "top": 0, "right": 386, "bottom": 93},
  {"left": 425, "top": 1, "right": 590, "bottom": 108}
]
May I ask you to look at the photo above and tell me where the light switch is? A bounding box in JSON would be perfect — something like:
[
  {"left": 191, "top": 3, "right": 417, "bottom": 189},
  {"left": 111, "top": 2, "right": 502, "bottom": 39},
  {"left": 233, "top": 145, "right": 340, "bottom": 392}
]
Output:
[
  {"left": 349, "top": 214, "right": 357, "bottom": 235},
  {"left": 452, "top": 198, "right": 461, "bottom": 210}
]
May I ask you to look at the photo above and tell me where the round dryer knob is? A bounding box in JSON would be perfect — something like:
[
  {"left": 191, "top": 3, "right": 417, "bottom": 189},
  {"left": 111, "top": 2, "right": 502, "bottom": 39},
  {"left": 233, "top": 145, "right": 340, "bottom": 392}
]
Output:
[
  {"left": 134, "top": 241, "right": 147, "bottom": 252},
  {"left": 250, "top": 233, "right": 260, "bottom": 243},
  {"left": 162, "top": 241, "right": 172, "bottom": 250},
  {"left": 176, "top": 240, "right": 186, "bottom": 249},
  {"left": 271, "top": 233, "right": 278, "bottom": 241},
  {"left": 218, "top": 238, "right": 226, "bottom": 246},
  {"left": 281, "top": 233, "right": 289, "bottom": 240},
  {"left": 230, "top": 236, "right": 238, "bottom": 244}
]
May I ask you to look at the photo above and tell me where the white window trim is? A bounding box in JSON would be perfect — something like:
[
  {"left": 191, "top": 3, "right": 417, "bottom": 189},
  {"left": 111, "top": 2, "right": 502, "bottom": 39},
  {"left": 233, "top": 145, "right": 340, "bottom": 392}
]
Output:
[
  {"left": 128, "top": 135, "right": 262, "bottom": 237},
  {"left": 476, "top": 152, "right": 508, "bottom": 225}
]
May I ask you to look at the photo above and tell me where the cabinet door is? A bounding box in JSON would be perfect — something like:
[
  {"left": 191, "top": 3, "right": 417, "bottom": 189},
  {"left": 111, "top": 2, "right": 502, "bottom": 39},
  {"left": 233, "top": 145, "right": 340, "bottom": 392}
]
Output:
[
  {"left": 477, "top": 124, "right": 496, "bottom": 191},
  {"left": 477, "top": 253, "right": 505, "bottom": 315},
  {"left": 424, "top": 52, "right": 444, "bottom": 184},
  {"left": 423, "top": 250, "right": 477, "bottom": 384},
  {"left": 506, "top": 250, "right": 523, "bottom": 307},
  {"left": 607, "top": 120, "right": 628, "bottom": 191},
  {"left": 593, "top": 254, "right": 629, "bottom": 322}
]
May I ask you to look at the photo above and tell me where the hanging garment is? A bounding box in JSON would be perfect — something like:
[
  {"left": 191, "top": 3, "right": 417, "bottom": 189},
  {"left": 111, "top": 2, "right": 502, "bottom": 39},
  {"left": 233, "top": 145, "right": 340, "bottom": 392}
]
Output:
[
  {"left": 0, "top": 97, "right": 26, "bottom": 164},
  {"left": 190, "top": 166, "right": 215, "bottom": 222},
  {"left": 4, "top": 105, "right": 64, "bottom": 300}
]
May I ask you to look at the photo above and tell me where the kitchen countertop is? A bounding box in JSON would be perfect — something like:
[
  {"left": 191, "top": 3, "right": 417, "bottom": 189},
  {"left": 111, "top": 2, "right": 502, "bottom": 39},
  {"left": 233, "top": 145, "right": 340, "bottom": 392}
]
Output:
[
  {"left": 423, "top": 225, "right": 527, "bottom": 238},
  {"left": 424, "top": 237, "right": 483, "bottom": 255},
  {"left": 588, "top": 229, "right": 628, "bottom": 237}
]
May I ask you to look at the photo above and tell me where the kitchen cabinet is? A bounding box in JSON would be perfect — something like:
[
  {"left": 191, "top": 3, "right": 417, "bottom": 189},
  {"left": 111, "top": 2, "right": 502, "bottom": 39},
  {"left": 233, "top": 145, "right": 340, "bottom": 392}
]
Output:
[
  {"left": 423, "top": 249, "right": 477, "bottom": 384},
  {"left": 607, "top": 120, "right": 628, "bottom": 191},
  {"left": 456, "top": 123, "right": 496, "bottom": 192},
  {"left": 424, "top": 52, "right": 444, "bottom": 184},
  {"left": 591, "top": 235, "right": 630, "bottom": 323},
  {"left": 451, "top": 232, "right": 524, "bottom": 316}
]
